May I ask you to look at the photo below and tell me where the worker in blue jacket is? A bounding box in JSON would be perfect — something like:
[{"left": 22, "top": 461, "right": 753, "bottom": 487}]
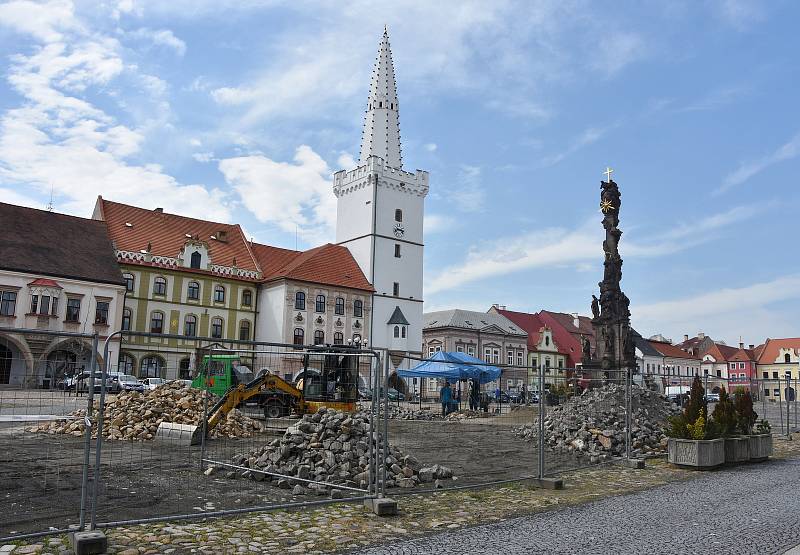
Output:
[{"left": 440, "top": 380, "right": 452, "bottom": 417}]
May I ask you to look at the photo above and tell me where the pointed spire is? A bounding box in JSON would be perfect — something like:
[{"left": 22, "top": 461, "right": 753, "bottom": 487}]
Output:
[{"left": 359, "top": 28, "right": 402, "bottom": 169}]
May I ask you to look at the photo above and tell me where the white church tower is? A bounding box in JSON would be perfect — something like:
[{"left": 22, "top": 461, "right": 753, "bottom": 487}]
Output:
[{"left": 333, "top": 28, "right": 428, "bottom": 362}]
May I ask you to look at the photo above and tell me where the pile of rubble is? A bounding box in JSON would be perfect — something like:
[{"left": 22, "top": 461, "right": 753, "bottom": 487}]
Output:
[
  {"left": 222, "top": 407, "right": 454, "bottom": 496},
  {"left": 385, "top": 405, "right": 441, "bottom": 420},
  {"left": 513, "top": 385, "right": 677, "bottom": 462},
  {"left": 33, "top": 382, "right": 262, "bottom": 440},
  {"left": 445, "top": 409, "right": 491, "bottom": 421}
]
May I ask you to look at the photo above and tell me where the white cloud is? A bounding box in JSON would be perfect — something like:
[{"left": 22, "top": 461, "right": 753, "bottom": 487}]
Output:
[
  {"left": 424, "top": 143, "right": 437, "bottom": 152},
  {"left": 676, "top": 84, "right": 750, "bottom": 113},
  {"left": 450, "top": 165, "right": 485, "bottom": 212},
  {"left": 715, "top": 0, "right": 766, "bottom": 31},
  {"left": 634, "top": 274, "right": 800, "bottom": 343},
  {"left": 591, "top": 32, "right": 647, "bottom": 77},
  {"left": 219, "top": 145, "right": 336, "bottom": 243},
  {"left": 425, "top": 203, "right": 765, "bottom": 295},
  {"left": 128, "top": 28, "right": 187, "bottom": 56},
  {"left": 424, "top": 213, "right": 456, "bottom": 235},
  {"left": 539, "top": 124, "right": 616, "bottom": 167},
  {"left": 717, "top": 132, "right": 800, "bottom": 194},
  {"left": 0, "top": 0, "right": 232, "bottom": 221},
  {"left": 192, "top": 151, "right": 215, "bottom": 163},
  {"left": 337, "top": 152, "right": 356, "bottom": 170}
]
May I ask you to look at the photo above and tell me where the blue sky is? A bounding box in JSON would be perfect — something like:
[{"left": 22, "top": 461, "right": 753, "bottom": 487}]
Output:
[{"left": 0, "top": 0, "right": 798, "bottom": 346}]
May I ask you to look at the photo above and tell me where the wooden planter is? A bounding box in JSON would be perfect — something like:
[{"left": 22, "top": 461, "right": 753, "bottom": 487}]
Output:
[
  {"left": 748, "top": 434, "right": 773, "bottom": 462},
  {"left": 668, "top": 438, "right": 725, "bottom": 469},
  {"left": 723, "top": 437, "right": 750, "bottom": 464}
]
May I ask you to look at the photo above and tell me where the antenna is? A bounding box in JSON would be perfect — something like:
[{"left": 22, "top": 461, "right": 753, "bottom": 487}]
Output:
[
  {"left": 295, "top": 224, "right": 298, "bottom": 251},
  {"left": 46, "top": 186, "right": 54, "bottom": 212}
]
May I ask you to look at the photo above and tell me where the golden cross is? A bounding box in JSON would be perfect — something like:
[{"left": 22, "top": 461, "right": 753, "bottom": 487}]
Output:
[{"left": 603, "top": 167, "right": 614, "bottom": 182}]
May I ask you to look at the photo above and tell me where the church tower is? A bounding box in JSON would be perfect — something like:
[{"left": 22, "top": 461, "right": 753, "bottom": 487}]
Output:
[{"left": 333, "top": 28, "right": 428, "bottom": 362}]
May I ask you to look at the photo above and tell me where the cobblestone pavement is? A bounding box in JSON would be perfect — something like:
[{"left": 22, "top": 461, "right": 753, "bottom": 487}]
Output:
[
  {"left": 3, "top": 438, "right": 798, "bottom": 554},
  {"left": 360, "top": 457, "right": 800, "bottom": 555}
]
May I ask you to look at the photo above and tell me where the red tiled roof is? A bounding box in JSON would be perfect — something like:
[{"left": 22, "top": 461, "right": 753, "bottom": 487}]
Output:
[
  {"left": 96, "top": 197, "right": 260, "bottom": 273},
  {"left": 539, "top": 311, "right": 594, "bottom": 368},
  {"left": 253, "top": 242, "right": 373, "bottom": 292},
  {"left": 28, "top": 278, "right": 62, "bottom": 288},
  {"left": 757, "top": 338, "right": 800, "bottom": 364},
  {"left": 492, "top": 309, "right": 547, "bottom": 349},
  {"left": 729, "top": 348, "right": 757, "bottom": 363},
  {"left": 703, "top": 343, "right": 739, "bottom": 362},
  {"left": 649, "top": 340, "right": 701, "bottom": 360}
]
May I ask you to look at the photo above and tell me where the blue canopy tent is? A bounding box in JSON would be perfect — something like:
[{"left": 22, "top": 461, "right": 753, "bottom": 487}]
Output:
[{"left": 398, "top": 351, "right": 501, "bottom": 384}]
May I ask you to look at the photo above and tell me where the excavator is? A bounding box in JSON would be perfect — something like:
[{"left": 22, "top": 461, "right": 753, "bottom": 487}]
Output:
[{"left": 155, "top": 347, "right": 362, "bottom": 446}]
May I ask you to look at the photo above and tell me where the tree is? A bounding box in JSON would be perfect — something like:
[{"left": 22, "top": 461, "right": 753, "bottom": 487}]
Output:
[
  {"left": 685, "top": 375, "right": 706, "bottom": 424},
  {"left": 734, "top": 387, "right": 758, "bottom": 435},
  {"left": 711, "top": 386, "right": 737, "bottom": 437}
]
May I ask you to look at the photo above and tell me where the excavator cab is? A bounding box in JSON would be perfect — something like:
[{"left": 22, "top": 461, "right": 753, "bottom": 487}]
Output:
[{"left": 300, "top": 348, "right": 359, "bottom": 412}]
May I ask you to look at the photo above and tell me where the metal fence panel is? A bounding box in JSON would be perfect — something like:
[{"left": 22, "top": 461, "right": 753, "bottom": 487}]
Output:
[{"left": 0, "top": 328, "right": 99, "bottom": 541}]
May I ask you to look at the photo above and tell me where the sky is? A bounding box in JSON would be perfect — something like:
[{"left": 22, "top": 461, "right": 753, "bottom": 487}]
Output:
[{"left": 0, "top": 0, "right": 798, "bottom": 347}]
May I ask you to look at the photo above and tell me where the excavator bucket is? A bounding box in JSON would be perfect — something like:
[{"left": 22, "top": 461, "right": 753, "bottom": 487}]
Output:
[{"left": 154, "top": 422, "right": 204, "bottom": 446}]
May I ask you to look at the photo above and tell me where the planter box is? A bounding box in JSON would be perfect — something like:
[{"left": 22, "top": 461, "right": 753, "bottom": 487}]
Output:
[
  {"left": 668, "top": 438, "right": 725, "bottom": 469},
  {"left": 723, "top": 437, "right": 750, "bottom": 464},
  {"left": 749, "top": 434, "right": 773, "bottom": 462}
]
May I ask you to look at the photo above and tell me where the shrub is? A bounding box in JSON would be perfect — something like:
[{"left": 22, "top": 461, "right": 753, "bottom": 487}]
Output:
[
  {"left": 665, "top": 378, "right": 719, "bottom": 440},
  {"left": 711, "top": 386, "right": 738, "bottom": 437},
  {"left": 685, "top": 376, "right": 706, "bottom": 424},
  {"left": 755, "top": 419, "right": 771, "bottom": 434},
  {"left": 733, "top": 388, "right": 758, "bottom": 435},
  {"left": 665, "top": 414, "right": 689, "bottom": 439}
]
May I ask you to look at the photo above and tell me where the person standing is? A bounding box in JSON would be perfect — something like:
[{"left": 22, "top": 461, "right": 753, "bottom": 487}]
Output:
[{"left": 440, "top": 380, "right": 452, "bottom": 417}]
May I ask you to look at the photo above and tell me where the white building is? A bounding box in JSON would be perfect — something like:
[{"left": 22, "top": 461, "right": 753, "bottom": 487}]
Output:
[
  {"left": 333, "top": 29, "right": 428, "bottom": 364},
  {"left": 0, "top": 203, "right": 126, "bottom": 388}
]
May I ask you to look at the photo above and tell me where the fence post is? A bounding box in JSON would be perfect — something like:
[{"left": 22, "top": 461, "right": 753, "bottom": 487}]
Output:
[
  {"left": 78, "top": 333, "right": 99, "bottom": 531},
  {"left": 538, "top": 363, "right": 544, "bottom": 479},
  {"left": 200, "top": 352, "right": 210, "bottom": 472},
  {"left": 381, "top": 351, "right": 390, "bottom": 497},
  {"left": 786, "top": 373, "right": 792, "bottom": 438},
  {"left": 625, "top": 367, "right": 632, "bottom": 461},
  {"left": 367, "top": 353, "right": 378, "bottom": 497}
]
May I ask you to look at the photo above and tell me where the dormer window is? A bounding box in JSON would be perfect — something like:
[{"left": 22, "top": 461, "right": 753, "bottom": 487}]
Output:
[
  {"left": 395, "top": 209, "right": 402, "bottom": 222},
  {"left": 190, "top": 251, "right": 202, "bottom": 269}
]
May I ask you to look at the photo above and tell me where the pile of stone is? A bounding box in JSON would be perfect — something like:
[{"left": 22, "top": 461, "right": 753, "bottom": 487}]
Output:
[
  {"left": 385, "top": 405, "right": 442, "bottom": 420},
  {"left": 33, "top": 382, "right": 262, "bottom": 440},
  {"left": 445, "top": 409, "right": 491, "bottom": 421},
  {"left": 222, "top": 407, "right": 453, "bottom": 495},
  {"left": 513, "top": 385, "right": 677, "bottom": 462}
]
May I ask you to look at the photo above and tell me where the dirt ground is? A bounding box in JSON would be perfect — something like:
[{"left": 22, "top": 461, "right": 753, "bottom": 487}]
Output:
[{"left": 0, "top": 405, "right": 566, "bottom": 539}]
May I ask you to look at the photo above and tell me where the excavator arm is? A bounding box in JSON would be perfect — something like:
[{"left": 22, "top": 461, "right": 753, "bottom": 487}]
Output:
[{"left": 205, "top": 374, "right": 303, "bottom": 433}]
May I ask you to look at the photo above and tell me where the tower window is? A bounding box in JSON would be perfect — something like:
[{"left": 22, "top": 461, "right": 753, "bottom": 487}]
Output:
[
  {"left": 394, "top": 325, "right": 400, "bottom": 338},
  {"left": 395, "top": 209, "right": 402, "bottom": 222},
  {"left": 393, "top": 282, "right": 399, "bottom": 296},
  {"left": 402, "top": 326, "right": 406, "bottom": 338},
  {"left": 394, "top": 244, "right": 401, "bottom": 258}
]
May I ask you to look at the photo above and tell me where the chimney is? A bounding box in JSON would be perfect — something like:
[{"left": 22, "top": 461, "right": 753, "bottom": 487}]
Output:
[
  {"left": 749, "top": 344, "right": 754, "bottom": 350},
  {"left": 572, "top": 313, "right": 579, "bottom": 328},
  {"left": 216, "top": 230, "right": 228, "bottom": 242},
  {"left": 698, "top": 332, "right": 705, "bottom": 339},
  {"left": 154, "top": 207, "right": 163, "bottom": 213},
  {"left": 684, "top": 334, "right": 689, "bottom": 342},
  {"left": 492, "top": 304, "right": 499, "bottom": 309}
]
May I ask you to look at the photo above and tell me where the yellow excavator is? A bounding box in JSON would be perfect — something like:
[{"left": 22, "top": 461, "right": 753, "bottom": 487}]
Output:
[{"left": 155, "top": 348, "right": 361, "bottom": 446}]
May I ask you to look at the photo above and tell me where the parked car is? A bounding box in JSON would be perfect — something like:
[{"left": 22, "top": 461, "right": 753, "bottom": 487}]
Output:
[
  {"left": 57, "top": 375, "right": 78, "bottom": 391},
  {"left": 75, "top": 371, "right": 114, "bottom": 393},
  {"left": 116, "top": 374, "right": 145, "bottom": 393},
  {"left": 705, "top": 393, "right": 720, "bottom": 403},
  {"left": 358, "top": 386, "right": 373, "bottom": 400},
  {"left": 380, "top": 387, "right": 405, "bottom": 401},
  {"left": 141, "top": 377, "right": 165, "bottom": 391}
]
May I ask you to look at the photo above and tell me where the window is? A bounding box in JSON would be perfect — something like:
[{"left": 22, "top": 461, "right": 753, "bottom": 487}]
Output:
[
  {"left": 484, "top": 348, "right": 491, "bottom": 362},
  {"left": 122, "top": 308, "right": 131, "bottom": 331},
  {"left": 545, "top": 336, "right": 550, "bottom": 347},
  {"left": 773, "top": 371, "right": 779, "bottom": 379},
  {"left": 293, "top": 328, "right": 304, "bottom": 345},
  {"left": 94, "top": 301, "right": 109, "bottom": 325},
  {"left": 507, "top": 351, "right": 513, "bottom": 365},
  {"left": 468, "top": 346, "right": 475, "bottom": 357},
  {"left": 179, "top": 358, "right": 191, "bottom": 380},
  {"left": 774, "top": 389, "right": 781, "bottom": 397},
  {"left": 239, "top": 320, "right": 251, "bottom": 341},
  {"left": 315, "top": 294, "right": 325, "bottom": 313},
  {"left": 38, "top": 295, "right": 50, "bottom": 315},
  {"left": 30, "top": 294, "right": 37, "bottom": 314},
  {"left": 394, "top": 326, "right": 400, "bottom": 338},
  {"left": 763, "top": 372, "right": 768, "bottom": 379},
  {"left": 211, "top": 317, "right": 223, "bottom": 339},
  {"left": 214, "top": 285, "right": 225, "bottom": 303},
  {"left": 119, "top": 354, "right": 134, "bottom": 374},
  {"left": 314, "top": 330, "right": 324, "bottom": 345},
  {"left": 150, "top": 312, "right": 164, "bottom": 334},
  {"left": 764, "top": 389, "right": 770, "bottom": 397},
  {"left": 558, "top": 359, "right": 564, "bottom": 368},
  {"left": 402, "top": 326, "right": 406, "bottom": 338},
  {"left": 295, "top": 292, "right": 306, "bottom": 310},
  {"left": 334, "top": 332, "right": 343, "bottom": 345},
  {"left": 545, "top": 357, "right": 551, "bottom": 368},
  {"left": 335, "top": 297, "right": 344, "bottom": 315},
  {"left": 429, "top": 347, "right": 436, "bottom": 357},
  {"left": 66, "top": 298, "right": 81, "bottom": 322},
  {"left": 123, "top": 273, "right": 134, "bottom": 292},
  {"left": 517, "top": 352, "right": 523, "bottom": 366},
  {"left": 493, "top": 349, "right": 500, "bottom": 364},
  {"left": 394, "top": 244, "right": 401, "bottom": 258},
  {"left": 395, "top": 209, "right": 402, "bottom": 222},
  {"left": 730, "top": 363, "right": 735, "bottom": 370},
  {"left": 184, "top": 315, "right": 197, "bottom": 337},
  {"left": 739, "top": 373, "right": 746, "bottom": 379},
  {"left": 153, "top": 277, "right": 167, "bottom": 296},
  {"left": 242, "top": 289, "right": 252, "bottom": 307},
  {"left": 353, "top": 299, "right": 363, "bottom": 318},
  {"left": 393, "top": 282, "right": 399, "bottom": 296},
  {"left": 716, "top": 370, "right": 721, "bottom": 377},
  {"left": 190, "top": 251, "right": 202, "bottom": 269},
  {"left": 456, "top": 345, "right": 464, "bottom": 352},
  {"left": 786, "top": 353, "right": 792, "bottom": 364},
  {"left": 0, "top": 291, "right": 17, "bottom": 316},
  {"left": 187, "top": 281, "right": 200, "bottom": 300},
  {"left": 141, "top": 356, "right": 162, "bottom": 378}
]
